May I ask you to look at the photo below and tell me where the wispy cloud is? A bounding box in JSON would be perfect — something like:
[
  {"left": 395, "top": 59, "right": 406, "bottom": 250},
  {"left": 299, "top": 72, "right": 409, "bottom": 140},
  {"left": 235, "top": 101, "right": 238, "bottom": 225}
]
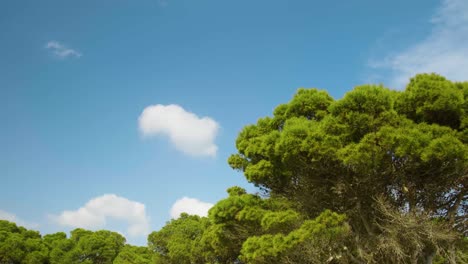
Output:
[
  {"left": 50, "top": 194, "right": 150, "bottom": 237},
  {"left": 45, "top": 41, "right": 82, "bottom": 59},
  {"left": 0, "top": 209, "right": 38, "bottom": 229},
  {"left": 170, "top": 197, "right": 213, "bottom": 219},
  {"left": 139, "top": 104, "right": 219, "bottom": 157},
  {"left": 369, "top": 0, "right": 468, "bottom": 88}
]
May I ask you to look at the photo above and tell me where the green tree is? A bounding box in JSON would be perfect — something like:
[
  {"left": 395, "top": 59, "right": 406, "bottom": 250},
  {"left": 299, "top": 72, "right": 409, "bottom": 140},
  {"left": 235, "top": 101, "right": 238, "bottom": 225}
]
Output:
[
  {"left": 240, "top": 210, "right": 349, "bottom": 264},
  {"left": 200, "top": 187, "right": 345, "bottom": 263},
  {"left": 148, "top": 214, "right": 208, "bottom": 264},
  {"left": 0, "top": 220, "right": 49, "bottom": 264},
  {"left": 200, "top": 187, "right": 266, "bottom": 263},
  {"left": 0, "top": 232, "right": 27, "bottom": 264},
  {"left": 43, "top": 232, "right": 73, "bottom": 264},
  {"left": 66, "top": 229, "right": 125, "bottom": 264},
  {"left": 228, "top": 74, "right": 467, "bottom": 263},
  {"left": 113, "top": 245, "right": 152, "bottom": 264}
]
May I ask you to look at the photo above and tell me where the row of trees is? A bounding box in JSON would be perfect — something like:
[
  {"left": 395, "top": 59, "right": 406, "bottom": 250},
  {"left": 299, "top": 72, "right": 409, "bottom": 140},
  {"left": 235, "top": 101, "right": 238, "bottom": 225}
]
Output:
[
  {"left": 0, "top": 220, "right": 152, "bottom": 263},
  {"left": 1, "top": 73, "right": 467, "bottom": 263}
]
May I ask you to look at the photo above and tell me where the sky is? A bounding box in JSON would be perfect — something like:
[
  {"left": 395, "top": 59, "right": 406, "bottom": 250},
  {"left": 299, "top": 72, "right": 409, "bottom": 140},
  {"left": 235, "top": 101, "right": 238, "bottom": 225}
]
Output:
[{"left": 1, "top": 0, "right": 468, "bottom": 245}]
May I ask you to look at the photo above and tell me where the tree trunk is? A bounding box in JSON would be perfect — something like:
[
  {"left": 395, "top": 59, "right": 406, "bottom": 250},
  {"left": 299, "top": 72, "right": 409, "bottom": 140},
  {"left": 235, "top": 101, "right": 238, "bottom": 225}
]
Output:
[{"left": 424, "top": 250, "right": 435, "bottom": 264}]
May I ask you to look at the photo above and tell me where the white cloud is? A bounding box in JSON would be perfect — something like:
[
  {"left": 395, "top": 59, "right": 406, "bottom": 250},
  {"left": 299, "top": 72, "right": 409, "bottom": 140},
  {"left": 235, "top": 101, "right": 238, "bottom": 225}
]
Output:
[
  {"left": 170, "top": 197, "right": 213, "bottom": 219},
  {"left": 138, "top": 104, "right": 219, "bottom": 157},
  {"left": 50, "top": 194, "right": 150, "bottom": 237},
  {"left": 45, "top": 41, "right": 82, "bottom": 59},
  {"left": 369, "top": 0, "right": 468, "bottom": 88},
  {"left": 0, "top": 209, "right": 38, "bottom": 229}
]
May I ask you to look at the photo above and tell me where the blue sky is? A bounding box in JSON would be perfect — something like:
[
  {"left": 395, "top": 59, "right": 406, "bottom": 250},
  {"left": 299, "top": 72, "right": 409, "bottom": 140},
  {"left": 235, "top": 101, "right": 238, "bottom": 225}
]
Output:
[{"left": 2, "top": 0, "right": 468, "bottom": 245}]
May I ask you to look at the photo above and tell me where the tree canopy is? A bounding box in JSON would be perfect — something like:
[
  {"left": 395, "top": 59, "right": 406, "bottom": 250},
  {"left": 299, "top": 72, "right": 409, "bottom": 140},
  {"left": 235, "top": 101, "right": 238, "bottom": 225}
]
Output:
[
  {"left": 227, "top": 73, "right": 468, "bottom": 263},
  {"left": 1, "top": 73, "right": 466, "bottom": 263}
]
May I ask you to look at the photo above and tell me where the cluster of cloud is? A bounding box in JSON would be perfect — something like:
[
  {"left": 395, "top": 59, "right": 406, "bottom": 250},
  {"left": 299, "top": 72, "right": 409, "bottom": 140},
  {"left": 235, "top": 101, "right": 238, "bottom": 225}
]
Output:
[
  {"left": 50, "top": 194, "right": 150, "bottom": 237},
  {"left": 0, "top": 209, "right": 38, "bottom": 229},
  {"left": 170, "top": 197, "right": 213, "bottom": 219},
  {"left": 139, "top": 104, "right": 219, "bottom": 157},
  {"left": 10, "top": 103, "right": 218, "bottom": 235},
  {"left": 370, "top": 0, "right": 468, "bottom": 88},
  {"left": 45, "top": 41, "right": 82, "bottom": 59},
  {"left": 4, "top": 194, "right": 214, "bottom": 237}
]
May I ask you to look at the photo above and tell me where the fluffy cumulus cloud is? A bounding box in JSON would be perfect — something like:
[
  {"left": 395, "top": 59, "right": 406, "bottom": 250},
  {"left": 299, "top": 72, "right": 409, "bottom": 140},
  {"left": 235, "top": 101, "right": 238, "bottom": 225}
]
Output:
[
  {"left": 0, "top": 209, "right": 38, "bottom": 229},
  {"left": 51, "top": 194, "right": 150, "bottom": 237},
  {"left": 370, "top": 0, "right": 468, "bottom": 88},
  {"left": 170, "top": 197, "right": 213, "bottom": 219},
  {"left": 139, "top": 104, "right": 219, "bottom": 157},
  {"left": 45, "top": 41, "right": 82, "bottom": 59}
]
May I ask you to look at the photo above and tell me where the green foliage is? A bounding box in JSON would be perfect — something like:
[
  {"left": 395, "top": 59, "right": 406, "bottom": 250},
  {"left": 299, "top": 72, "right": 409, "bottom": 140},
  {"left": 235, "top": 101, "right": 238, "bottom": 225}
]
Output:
[
  {"left": 148, "top": 214, "right": 208, "bottom": 264},
  {"left": 67, "top": 230, "right": 126, "bottom": 264},
  {"left": 229, "top": 73, "right": 468, "bottom": 263},
  {"left": 260, "top": 209, "right": 300, "bottom": 233},
  {"left": 240, "top": 210, "right": 349, "bottom": 263},
  {"left": 199, "top": 189, "right": 267, "bottom": 263},
  {"left": 0, "top": 221, "right": 141, "bottom": 264},
  {"left": 0, "top": 220, "right": 48, "bottom": 264},
  {"left": 397, "top": 73, "right": 464, "bottom": 129},
  {"left": 198, "top": 187, "right": 349, "bottom": 263},
  {"left": 113, "top": 245, "right": 152, "bottom": 264},
  {"left": 1, "top": 73, "right": 467, "bottom": 264}
]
